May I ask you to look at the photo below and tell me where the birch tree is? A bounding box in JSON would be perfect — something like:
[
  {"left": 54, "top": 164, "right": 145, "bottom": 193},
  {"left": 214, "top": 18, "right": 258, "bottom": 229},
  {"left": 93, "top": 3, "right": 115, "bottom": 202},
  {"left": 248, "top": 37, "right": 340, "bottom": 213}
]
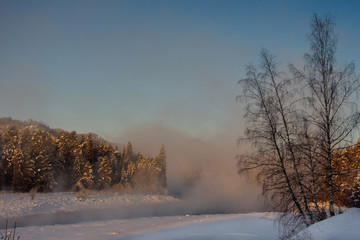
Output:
[
  {"left": 238, "top": 15, "right": 359, "bottom": 232},
  {"left": 291, "top": 14, "right": 360, "bottom": 216},
  {"left": 237, "top": 49, "right": 311, "bottom": 225}
]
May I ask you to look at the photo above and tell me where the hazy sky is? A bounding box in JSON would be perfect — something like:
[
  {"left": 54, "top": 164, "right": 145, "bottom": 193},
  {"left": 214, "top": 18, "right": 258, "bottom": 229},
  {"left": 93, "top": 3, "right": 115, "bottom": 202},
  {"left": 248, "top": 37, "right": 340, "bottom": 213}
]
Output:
[{"left": 1, "top": 0, "right": 360, "bottom": 144}]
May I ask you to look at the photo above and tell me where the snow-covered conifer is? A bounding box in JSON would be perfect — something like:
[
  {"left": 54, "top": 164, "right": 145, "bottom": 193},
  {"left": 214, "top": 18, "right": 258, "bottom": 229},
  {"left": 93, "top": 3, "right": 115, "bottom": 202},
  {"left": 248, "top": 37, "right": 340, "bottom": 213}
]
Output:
[
  {"left": 73, "top": 148, "right": 86, "bottom": 189},
  {"left": 84, "top": 134, "right": 95, "bottom": 164},
  {"left": 55, "top": 131, "right": 78, "bottom": 190},
  {"left": 156, "top": 144, "right": 167, "bottom": 189},
  {"left": 98, "top": 156, "right": 112, "bottom": 189},
  {"left": 75, "top": 160, "right": 94, "bottom": 190},
  {"left": 30, "top": 130, "right": 54, "bottom": 192}
]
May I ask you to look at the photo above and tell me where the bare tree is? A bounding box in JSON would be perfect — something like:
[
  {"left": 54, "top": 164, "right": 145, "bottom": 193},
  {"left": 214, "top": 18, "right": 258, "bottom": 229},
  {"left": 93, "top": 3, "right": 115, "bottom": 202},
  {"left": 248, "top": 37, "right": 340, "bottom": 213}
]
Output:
[
  {"left": 237, "top": 16, "right": 359, "bottom": 237},
  {"left": 291, "top": 14, "right": 360, "bottom": 216},
  {"left": 237, "top": 49, "right": 312, "bottom": 226},
  {"left": 297, "top": 120, "right": 326, "bottom": 221}
]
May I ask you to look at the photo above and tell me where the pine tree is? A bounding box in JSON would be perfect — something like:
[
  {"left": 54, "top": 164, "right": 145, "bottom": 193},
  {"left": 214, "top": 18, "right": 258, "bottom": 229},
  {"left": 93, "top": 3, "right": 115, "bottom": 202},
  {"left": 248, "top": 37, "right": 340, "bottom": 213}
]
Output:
[
  {"left": 134, "top": 155, "right": 158, "bottom": 192},
  {"left": 112, "top": 146, "right": 123, "bottom": 185},
  {"left": 98, "top": 142, "right": 108, "bottom": 158},
  {"left": 98, "top": 156, "right": 112, "bottom": 189},
  {"left": 123, "top": 142, "right": 136, "bottom": 163},
  {"left": 2, "top": 126, "right": 19, "bottom": 189},
  {"left": 75, "top": 160, "right": 94, "bottom": 190},
  {"left": 73, "top": 148, "right": 86, "bottom": 190},
  {"left": 19, "top": 128, "right": 34, "bottom": 191},
  {"left": 1, "top": 127, "right": 35, "bottom": 191},
  {"left": 107, "top": 146, "right": 118, "bottom": 185},
  {"left": 30, "top": 130, "right": 54, "bottom": 192},
  {"left": 156, "top": 144, "right": 167, "bottom": 190},
  {"left": 84, "top": 134, "right": 95, "bottom": 164},
  {"left": 134, "top": 145, "right": 167, "bottom": 193},
  {"left": 11, "top": 147, "right": 28, "bottom": 191},
  {"left": 121, "top": 142, "right": 136, "bottom": 184},
  {"left": 1, "top": 126, "right": 34, "bottom": 191},
  {"left": 55, "top": 131, "right": 78, "bottom": 190}
]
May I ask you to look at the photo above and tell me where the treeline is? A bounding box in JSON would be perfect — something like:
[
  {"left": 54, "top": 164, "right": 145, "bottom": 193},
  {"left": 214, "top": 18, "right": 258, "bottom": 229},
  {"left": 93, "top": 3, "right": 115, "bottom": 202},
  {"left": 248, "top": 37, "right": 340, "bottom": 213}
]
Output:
[{"left": 0, "top": 118, "right": 167, "bottom": 193}]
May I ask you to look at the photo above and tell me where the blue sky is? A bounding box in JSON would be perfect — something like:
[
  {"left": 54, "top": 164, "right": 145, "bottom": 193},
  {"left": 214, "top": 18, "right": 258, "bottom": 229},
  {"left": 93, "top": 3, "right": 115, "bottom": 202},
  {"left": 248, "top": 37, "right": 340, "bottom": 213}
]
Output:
[{"left": 0, "top": 0, "right": 360, "bottom": 144}]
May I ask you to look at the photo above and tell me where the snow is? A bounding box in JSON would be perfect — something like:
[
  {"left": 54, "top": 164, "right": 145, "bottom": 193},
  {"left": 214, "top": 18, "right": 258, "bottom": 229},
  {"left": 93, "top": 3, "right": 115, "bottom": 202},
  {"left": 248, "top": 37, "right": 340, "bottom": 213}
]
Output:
[
  {"left": 0, "top": 192, "right": 176, "bottom": 219},
  {"left": 0, "top": 192, "right": 359, "bottom": 240},
  {"left": 297, "top": 208, "right": 360, "bottom": 240},
  {"left": 119, "top": 213, "right": 278, "bottom": 240},
  {"left": 0, "top": 192, "right": 278, "bottom": 239},
  {"left": 15, "top": 213, "right": 278, "bottom": 240}
]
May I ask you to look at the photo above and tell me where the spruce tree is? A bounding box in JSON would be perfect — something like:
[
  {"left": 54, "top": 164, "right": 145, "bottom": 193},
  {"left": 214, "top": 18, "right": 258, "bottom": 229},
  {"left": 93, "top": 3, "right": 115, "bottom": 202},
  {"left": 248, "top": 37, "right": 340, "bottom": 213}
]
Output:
[
  {"left": 156, "top": 144, "right": 167, "bottom": 190},
  {"left": 121, "top": 142, "right": 139, "bottom": 185},
  {"left": 75, "top": 160, "right": 94, "bottom": 190},
  {"left": 2, "top": 126, "right": 33, "bottom": 191},
  {"left": 85, "top": 134, "right": 95, "bottom": 164},
  {"left": 112, "top": 146, "right": 123, "bottom": 185},
  {"left": 98, "top": 142, "right": 108, "bottom": 158},
  {"left": 55, "top": 131, "right": 78, "bottom": 190},
  {"left": 2, "top": 126, "right": 19, "bottom": 189},
  {"left": 30, "top": 130, "right": 54, "bottom": 192},
  {"left": 20, "top": 129, "right": 34, "bottom": 191},
  {"left": 98, "top": 156, "right": 112, "bottom": 189},
  {"left": 73, "top": 148, "right": 86, "bottom": 190}
]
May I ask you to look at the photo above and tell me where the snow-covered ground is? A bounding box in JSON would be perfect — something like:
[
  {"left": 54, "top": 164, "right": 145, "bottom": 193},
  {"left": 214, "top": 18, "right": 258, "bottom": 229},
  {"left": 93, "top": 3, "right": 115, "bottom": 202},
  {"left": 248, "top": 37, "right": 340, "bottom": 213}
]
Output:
[
  {"left": 0, "top": 192, "right": 278, "bottom": 239},
  {"left": 0, "top": 192, "right": 177, "bottom": 219},
  {"left": 0, "top": 192, "right": 359, "bottom": 240},
  {"left": 16, "top": 213, "right": 278, "bottom": 240},
  {"left": 296, "top": 208, "right": 360, "bottom": 240}
]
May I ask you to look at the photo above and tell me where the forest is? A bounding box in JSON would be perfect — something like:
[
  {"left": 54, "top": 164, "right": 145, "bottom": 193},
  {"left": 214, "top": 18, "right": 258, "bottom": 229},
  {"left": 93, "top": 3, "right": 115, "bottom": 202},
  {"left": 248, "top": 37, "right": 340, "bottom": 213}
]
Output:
[{"left": 0, "top": 117, "right": 167, "bottom": 193}]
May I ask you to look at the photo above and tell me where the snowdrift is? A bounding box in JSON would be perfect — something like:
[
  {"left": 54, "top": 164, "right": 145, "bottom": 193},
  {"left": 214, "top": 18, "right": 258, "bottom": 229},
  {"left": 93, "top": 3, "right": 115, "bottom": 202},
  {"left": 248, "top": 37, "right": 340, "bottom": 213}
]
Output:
[{"left": 299, "top": 208, "right": 360, "bottom": 240}]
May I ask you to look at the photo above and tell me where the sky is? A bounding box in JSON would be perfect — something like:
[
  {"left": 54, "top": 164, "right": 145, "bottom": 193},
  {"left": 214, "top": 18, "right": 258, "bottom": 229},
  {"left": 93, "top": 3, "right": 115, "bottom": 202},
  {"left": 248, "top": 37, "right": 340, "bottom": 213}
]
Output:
[{"left": 1, "top": 0, "right": 360, "bottom": 147}]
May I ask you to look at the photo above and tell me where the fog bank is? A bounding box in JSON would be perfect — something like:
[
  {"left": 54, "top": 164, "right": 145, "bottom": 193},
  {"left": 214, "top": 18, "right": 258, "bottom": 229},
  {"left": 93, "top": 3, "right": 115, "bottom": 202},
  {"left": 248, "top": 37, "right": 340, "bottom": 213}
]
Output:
[{"left": 119, "top": 122, "right": 265, "bottom": 213}]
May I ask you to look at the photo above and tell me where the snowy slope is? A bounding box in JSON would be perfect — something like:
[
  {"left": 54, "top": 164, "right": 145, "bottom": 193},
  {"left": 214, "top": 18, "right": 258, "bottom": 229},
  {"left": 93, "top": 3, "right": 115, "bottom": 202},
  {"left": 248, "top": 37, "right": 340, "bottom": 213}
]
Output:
[{"left": 300, "top": 208, "right": 360, "bottom": 240}]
